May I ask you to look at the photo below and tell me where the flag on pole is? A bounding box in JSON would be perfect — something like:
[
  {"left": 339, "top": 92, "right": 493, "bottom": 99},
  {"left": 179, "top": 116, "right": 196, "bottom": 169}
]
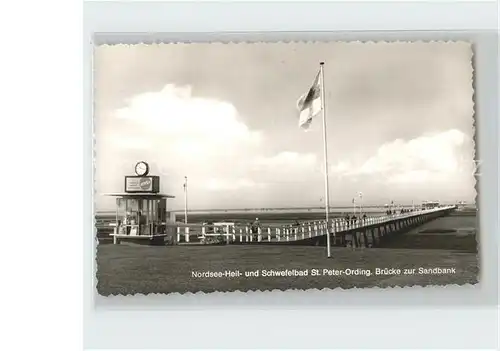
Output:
[
  {"left": 297, "top": 70, "right": 322, "bottom": 129},
  {"left": 295, "top": 62, "right": 332, "bottom": 258},
  {"left": 352, "top": 198, "right": 355, "bottom": 204}
]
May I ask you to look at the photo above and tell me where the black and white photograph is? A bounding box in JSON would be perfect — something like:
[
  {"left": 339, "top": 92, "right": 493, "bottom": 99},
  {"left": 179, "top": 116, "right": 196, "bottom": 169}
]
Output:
[{"left": 94, "top": 41, "right": 477, "bottom": 296}]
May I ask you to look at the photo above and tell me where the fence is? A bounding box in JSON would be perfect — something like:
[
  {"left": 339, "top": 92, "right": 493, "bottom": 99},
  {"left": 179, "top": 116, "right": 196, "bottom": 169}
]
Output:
[{"left": 172, "top": 206, "right": 457, "bottom": 244}]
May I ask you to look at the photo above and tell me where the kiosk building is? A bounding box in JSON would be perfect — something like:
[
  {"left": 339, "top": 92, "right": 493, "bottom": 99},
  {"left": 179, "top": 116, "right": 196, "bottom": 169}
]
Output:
[{"left": 104, "top": 161, "right": 176, "bottom": 245}]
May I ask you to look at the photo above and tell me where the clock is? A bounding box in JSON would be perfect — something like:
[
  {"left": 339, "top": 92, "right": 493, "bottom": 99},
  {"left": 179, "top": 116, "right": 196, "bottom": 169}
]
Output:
[{"left": 135, "top": 161, "right": 150, "bottom": 177}]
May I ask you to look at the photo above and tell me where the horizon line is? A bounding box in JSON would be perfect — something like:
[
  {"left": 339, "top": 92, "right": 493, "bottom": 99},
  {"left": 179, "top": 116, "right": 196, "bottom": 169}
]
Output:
[{"left": 96, "top": 202, "right": 473, "bottom": 213}]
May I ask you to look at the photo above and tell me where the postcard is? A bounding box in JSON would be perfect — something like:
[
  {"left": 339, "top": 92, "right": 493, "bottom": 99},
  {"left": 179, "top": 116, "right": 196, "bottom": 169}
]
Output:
[{"left": 94, "top": 41, "right": 477, "bottom": 295}]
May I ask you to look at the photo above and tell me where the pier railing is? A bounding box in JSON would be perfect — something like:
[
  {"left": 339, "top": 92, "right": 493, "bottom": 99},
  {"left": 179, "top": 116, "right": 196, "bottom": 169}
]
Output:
[{"left": 170, "top": 206, "right": 456, "bottom": 243}]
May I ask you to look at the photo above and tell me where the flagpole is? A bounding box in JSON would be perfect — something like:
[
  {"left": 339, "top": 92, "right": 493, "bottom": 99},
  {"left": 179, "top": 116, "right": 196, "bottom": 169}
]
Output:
[
  {"left": 319, "top": 62, "right": 331, "bottom": 258},
  {"left": 184, "top": 176, "right": 188, "bottom": 224}
]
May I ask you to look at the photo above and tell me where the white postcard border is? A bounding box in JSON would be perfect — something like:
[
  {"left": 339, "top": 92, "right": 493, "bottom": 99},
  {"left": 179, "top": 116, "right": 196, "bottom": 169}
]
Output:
[{"left": 84, "top": 2, "right": 499, "bottom": 349}]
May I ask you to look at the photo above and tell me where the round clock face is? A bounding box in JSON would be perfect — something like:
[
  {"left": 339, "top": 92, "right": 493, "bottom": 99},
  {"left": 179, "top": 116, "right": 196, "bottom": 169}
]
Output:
[{"left": 135, "top": 161, "right": 149, "bottom": 176}]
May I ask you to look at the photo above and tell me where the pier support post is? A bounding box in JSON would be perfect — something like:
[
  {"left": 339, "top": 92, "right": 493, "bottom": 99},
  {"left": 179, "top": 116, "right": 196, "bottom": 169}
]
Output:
[
  {"left": 353, "top": 232, "right": 359, "bottom": 248},
  {"left": 358, "top": 232, "right": 365, "bottom": 248},
  {"left": 365, "top": 229, "right": 372, "bottom": 247},
  {"left": 348, "top": 233, "right": 355, "bottom": 248},
  {"left": 369, "top": 229, "right": 376, "bottom": 247}
]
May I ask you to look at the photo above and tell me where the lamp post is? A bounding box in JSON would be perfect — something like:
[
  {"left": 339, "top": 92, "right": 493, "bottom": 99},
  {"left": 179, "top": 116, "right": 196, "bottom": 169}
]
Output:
[
  {"left": 183, "top": 176, "right": 188, "bottom": 224},
  {"left": 358, "top": 192, "right": 363, "bottom": 215}
]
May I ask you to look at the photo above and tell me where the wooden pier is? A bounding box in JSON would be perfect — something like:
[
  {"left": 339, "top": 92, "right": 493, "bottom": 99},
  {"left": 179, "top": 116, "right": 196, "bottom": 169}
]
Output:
[
  {"left": 106, "top": 206, "right": 456, "bottom": 247},
  {"left": 154, "top": 205, "right": 457, "bottom": 248}
]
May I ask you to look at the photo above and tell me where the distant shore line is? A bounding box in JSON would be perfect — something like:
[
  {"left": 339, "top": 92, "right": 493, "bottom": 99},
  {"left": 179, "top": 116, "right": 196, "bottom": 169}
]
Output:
[{"left": 96, "top": 204, "right": 476, "bottom": 215}]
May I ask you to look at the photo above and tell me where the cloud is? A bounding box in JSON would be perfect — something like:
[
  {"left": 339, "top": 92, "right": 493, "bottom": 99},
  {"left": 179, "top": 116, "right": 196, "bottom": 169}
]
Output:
[
  {"left": 205, "top": 178, "right": 264, "bottom": 191},
  {"left": 250, "top": 151, "right": 320, "bottom": 184},
  {"left": 114, "top": 84, "right": 262, "bottom": 154},
  {"left": 96, "top": 84, "right": 321, "bottom": 209},
  {"left": 331, "top": 129, "right": 473, "bottom": 184},
  {"left": 108, "top": 135, "right": 153, "bottom": 150},
  {"left": 387, "top": 170, "right": 433, "bottom": 184},
  {"left": 94, "top": 43, "right": 475, "bottom": 209},
  {"left": 253, "top": 151, "right": 317, "bottom": 171}
]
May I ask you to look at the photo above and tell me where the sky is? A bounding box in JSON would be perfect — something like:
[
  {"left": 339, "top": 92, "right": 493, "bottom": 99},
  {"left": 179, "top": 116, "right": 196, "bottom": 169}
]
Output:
[{"left": 94, "top": 42, "right": 476, "bottom": 211}]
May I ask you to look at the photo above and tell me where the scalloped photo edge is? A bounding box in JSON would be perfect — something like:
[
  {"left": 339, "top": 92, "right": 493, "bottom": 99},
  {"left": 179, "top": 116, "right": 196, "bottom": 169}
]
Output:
[{"left": 92, "top": 40, "right": 478, "bottom": 297}]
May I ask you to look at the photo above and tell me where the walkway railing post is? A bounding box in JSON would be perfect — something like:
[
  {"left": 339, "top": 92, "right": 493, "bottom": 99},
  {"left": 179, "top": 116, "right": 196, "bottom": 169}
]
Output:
[{"left": 174, "top": 205, "right": 453, "bottom": 246}]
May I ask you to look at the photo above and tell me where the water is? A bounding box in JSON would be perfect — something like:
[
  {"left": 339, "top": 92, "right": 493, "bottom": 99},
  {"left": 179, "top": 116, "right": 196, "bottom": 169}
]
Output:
[
  {"left": 170, "top": 209, "right": 389, "bottom": 226},
  {"left": 379, "top": 214, "right": 477, "bottom": 252}
]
